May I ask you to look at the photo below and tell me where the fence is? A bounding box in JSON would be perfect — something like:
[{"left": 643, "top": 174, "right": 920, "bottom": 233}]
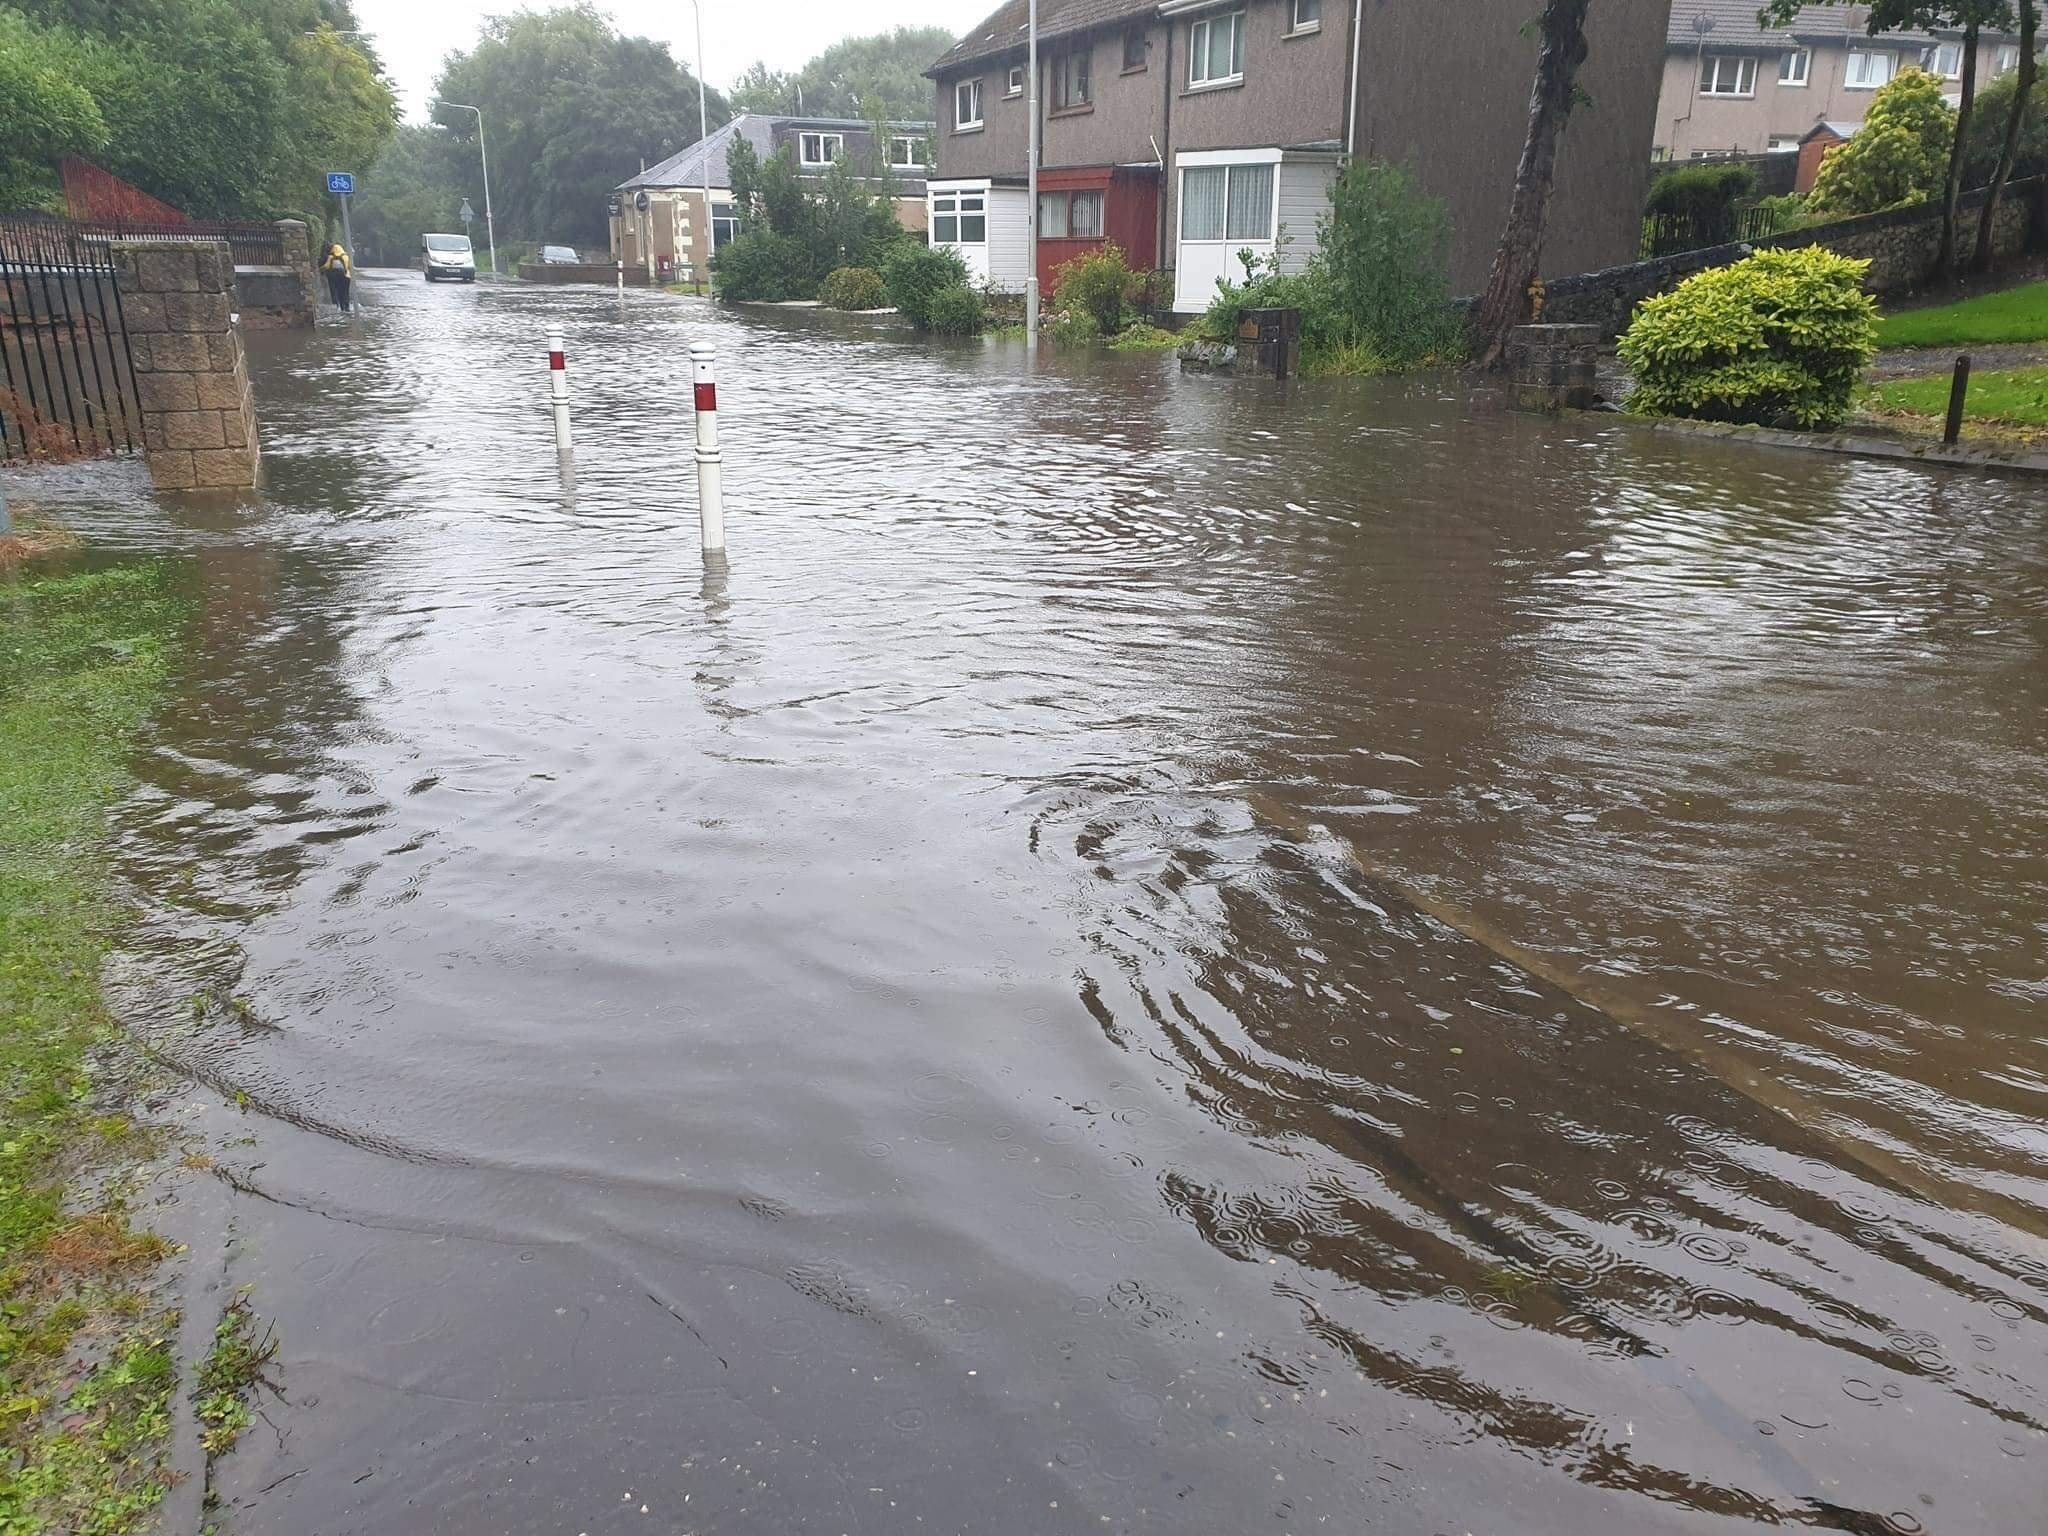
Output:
[
  {"left": 0, "top": 215, "right": 143, "bottom": 460},
  {"left": 1640, "top": 204, "right": 1783, "bottom": 260},
  {"left": 0, "top": 211, "right": 283, "bottom": 268}
]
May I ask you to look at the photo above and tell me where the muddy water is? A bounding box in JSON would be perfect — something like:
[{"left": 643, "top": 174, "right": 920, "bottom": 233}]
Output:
[{"left": 31, "top": 269, "right": 2048, "bottom": 1531}]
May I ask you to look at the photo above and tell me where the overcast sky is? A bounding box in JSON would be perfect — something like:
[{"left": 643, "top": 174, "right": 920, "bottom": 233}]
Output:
[{"left": 352, "top": 0, "right": 968, "bottom": 121}]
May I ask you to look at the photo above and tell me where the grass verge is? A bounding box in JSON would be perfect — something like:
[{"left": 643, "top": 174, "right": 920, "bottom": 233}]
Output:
[
  {"left": 1, "top": 562, "right": 190, "bottom": 1535},
  {"left": 1876, "top": 279, "right": 2048, "bottom": 349},
  {"left": 1867, "top": 366, "right": 2048, "bottom": 432}
]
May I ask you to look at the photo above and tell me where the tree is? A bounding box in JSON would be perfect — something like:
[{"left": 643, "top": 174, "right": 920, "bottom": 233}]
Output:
[
  {"left": 1807, "top": 69, "right": 1956, "bottom": 215},
  {"left": 432, "top": 4, "right": 730, "bottom": 248},
  {"left": 730, "top": 27, "right": 956, "bottom": 120},
  {"left": 1472, "top": 0, "right": 1592, "bottom": 370},
  {"left": 0, "top": 10, "right": 108, "bottom": 210},
  {"left": 350, "top": 124, "right": 468, "bottom": 265},
  {"left": 1975, "top": 0, "right": 2039, "bottom": 268},
  {"left": 1763, "top": 1, "right": 2013, "bottom": 282}
]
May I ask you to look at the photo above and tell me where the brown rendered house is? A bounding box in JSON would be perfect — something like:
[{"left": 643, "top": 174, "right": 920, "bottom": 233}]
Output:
[{"left": 926, "top": 0, "right": 1675, "bottom": 311}]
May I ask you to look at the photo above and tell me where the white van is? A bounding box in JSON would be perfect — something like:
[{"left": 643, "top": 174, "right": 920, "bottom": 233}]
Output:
[{"left": 421, "top": 233, "right": 476, "bottom": 282}]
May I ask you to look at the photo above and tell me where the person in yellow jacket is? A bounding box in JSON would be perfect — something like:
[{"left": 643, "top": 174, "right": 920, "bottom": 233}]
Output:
[{"left": 320, "top": 243, "right": 353, "bottom": 312}]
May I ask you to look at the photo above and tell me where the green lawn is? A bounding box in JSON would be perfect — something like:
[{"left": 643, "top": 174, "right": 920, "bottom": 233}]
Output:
[
  {"left": 1876, "top": 279, "right": 2048, "bottom": 349},
  {"left": 1, "top": 563, "right": 190, "bottom": 1536},
  {"left": 1869, "top": 365, "right": 2048, "bottom": 429}
]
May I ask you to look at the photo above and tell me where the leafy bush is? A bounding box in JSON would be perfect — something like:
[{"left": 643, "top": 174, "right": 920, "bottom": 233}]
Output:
[
  {"left": 819, "top": 265, "right": 889, "bottom": 309},
  {"left": 1809, "top": 70, "right": 1954, "bottom": 217},
  {"left": 1106, "top": 321, "right": 1181, "bottom": 351},
  {"left": 1752, "top": 193, "right": 1811, "bottom": 236},
  {"left": 1645, "top": 163, "right": 1759, "bottom": 248},
  {"left": 883, "top": 245, "right": 971, "bottom": 328},
  {"left": 1963, "top": 67, "right": 2048, "bottom": 185},
  {"left": 712, "top": 232, "right": 819, "bottom": 301},
  {"left": 1619, "top": 246, "right": 1878, "bottom": 430},
  {"left": 1052, "top": 243, "right": 1139, "bottom": 335},
  {"left": 1317, "top": 159, "right": 1465, "bottom": 367},
  {"left": 925, "top": 284, "right": 985, "bottom": 335},
  {"left": 1045, "top": 306, "right": 1101, "bottom": 344}
]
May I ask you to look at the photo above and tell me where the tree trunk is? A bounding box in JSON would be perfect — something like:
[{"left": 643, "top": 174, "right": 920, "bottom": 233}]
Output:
[
  {"left": 1975, "top": 0, "right": 2040, "bottom": 271},
  {"left": 1472, "top": 0, "right": 1593, "bottom": 370},
  {"left": 1937, "top": 22, "right": 1981, "bottom": 284}
]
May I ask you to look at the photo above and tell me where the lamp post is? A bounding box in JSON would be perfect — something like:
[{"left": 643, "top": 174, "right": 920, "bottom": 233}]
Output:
[
  {"left": 434, "top": 100, "right": 498, "bottom": 278},
  {"left": 1026, "top": 0, "right": 1040, "bottom": 342},
  {"left": 690, "top": 0, "right": 714, "bottom": 292}
]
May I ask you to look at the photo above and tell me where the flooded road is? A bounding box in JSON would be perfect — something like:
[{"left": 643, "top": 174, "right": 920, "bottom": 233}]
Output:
[{"left": 18, "top": 268, "right": 2048, "bottom": 1532}]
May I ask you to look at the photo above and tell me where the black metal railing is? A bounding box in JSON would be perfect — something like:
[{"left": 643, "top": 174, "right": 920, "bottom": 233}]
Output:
[
  {"left": 1640, "top": 204, "right": 1781, "bottom": 260},
  {"left": 0, "top": 216, "right": 143, "bottom": 460},
  {"left": 0, "top": 211, "right": 283, "bottom": 267}
]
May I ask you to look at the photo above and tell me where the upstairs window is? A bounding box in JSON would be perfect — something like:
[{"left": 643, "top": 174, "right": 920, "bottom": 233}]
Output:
[
  {"left": 1190, "top": 9, "right": 1245, "bottom": 87},
  {"left": 889, "top": 135, "right": 925, "bottom": 167},
  {"left": 1845, "top": 50, "right": 1895, "bottom": 89},
  {"left": 955, "top": 77, "right": 984, "bottom": 129},
  {"left": 798, "top": 132, "right": 842, "bottom": 166},
  {"left": 1289, "top": 0, "right": 1321, "bottom": 33},
  {"left": 1700, "top": 55, "right": 1757, "bottom": 97},
  {"left": 1123, "top": 28, "right": 1148, "bottom": 71},
  {"left": 1053, "top": 48, "right": 1091, "bottom": 109},
  {"left": 1993, "top": 45, "right": 2019, "bottom": 74},
  {"left": 1779, "top": 48, "right": 1810, "bottom": 86}
]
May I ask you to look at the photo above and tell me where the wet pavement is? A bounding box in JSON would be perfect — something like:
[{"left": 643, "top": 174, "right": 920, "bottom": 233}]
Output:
[{"left": 11, "top": 267, "right": 2048, "bottom": 1533}]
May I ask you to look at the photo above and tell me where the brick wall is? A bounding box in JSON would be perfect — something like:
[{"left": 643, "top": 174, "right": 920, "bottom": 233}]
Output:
[
  {"left": 1544, "top": 177, "right": 2048, "bottom": 339},
  {"left": 111, "top": 240, "right": 259, "bottom": 491}
]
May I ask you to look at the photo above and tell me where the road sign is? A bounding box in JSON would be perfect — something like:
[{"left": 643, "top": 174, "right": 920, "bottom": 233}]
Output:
[
  {"left": 459, "top": 198, "right": 474, "bottom": 227},
  {"left": 327, "top": 172, "right": 355, "bottom": 195}
]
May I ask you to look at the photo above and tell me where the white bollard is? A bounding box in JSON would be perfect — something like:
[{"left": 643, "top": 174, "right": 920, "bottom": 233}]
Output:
[
  {"left": 690, "top": 339, "right": 724, "bottom": 554},
  {"left": 616, "top": 259, "right": 624, "bottom": 303},
  {"left": 546, "top": 324, "right": 572, "bottom": 455}
]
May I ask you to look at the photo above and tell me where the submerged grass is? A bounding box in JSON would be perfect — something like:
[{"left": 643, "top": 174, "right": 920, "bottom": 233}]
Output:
[
  {"left": 1875, "top": 279, "right": 2048, "bottom": 349},
  {"left": 193, "top": 1294, "right": 274, "bottom": 1459},
  {"left": 1, "top": 562, "right": 190, "bottom": 1534}
]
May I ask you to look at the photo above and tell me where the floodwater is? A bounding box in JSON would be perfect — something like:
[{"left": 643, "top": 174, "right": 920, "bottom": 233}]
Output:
[{"left": 15, "top": 268, "right": 2048, "bottom": 1532}]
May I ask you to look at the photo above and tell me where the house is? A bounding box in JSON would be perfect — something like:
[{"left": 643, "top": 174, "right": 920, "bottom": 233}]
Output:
[
  {"left": 925, "top": 0, "right": 1673, "bottom": 311},
  {"left": 610, "top": 114, "right": 935, "bottom": 280},
  {"left": 1655, "top": 2, "right": 2032, "bottom": 162}
]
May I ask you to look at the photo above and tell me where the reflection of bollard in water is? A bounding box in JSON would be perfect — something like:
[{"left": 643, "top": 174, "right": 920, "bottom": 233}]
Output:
[
  {"left": 546, "top": 324, "right": 572, "bottom": 456},
  {"left": 616, "top": 260, "right": 624, "bottom": 304},
  {"left": 690, "top": 339, "right": 724, "bottom": 554}
]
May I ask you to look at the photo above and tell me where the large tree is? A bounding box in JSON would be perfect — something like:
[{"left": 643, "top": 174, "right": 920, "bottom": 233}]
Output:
[
  {"left": 1763, "top": 1, "right": 2014, "bottom": 283},
  {"left": 431, "top": 3, "right": 729, "bottom": 248},
  {"left": 730, "top": 27, "right": 955, "bottom": 120},
  {"left": 1472, "top": 0, "right": 1592, "bottom": 370},
  {"left": 1974, "top": 0, "right": 2039, "bottom": 268}
]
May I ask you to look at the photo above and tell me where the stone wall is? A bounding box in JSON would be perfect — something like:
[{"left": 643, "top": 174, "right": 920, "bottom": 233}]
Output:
[
  {"left": 1544, "top": 177, "right": 2048, "bottom": 339},
  {"left": 233, "top": 220, "right": 318, "bottom": 330},
  {"left": 112, "top": 240, "right": 259, "bottom": 491}
]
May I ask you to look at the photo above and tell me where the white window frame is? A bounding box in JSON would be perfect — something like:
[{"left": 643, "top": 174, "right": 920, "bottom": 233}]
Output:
[
  {"left": 1006, "top": 64, "right": 1025, "bottom": 96},
  {"left": 1994, "top": 45, "right": 2020, "bottom": 75},
  {"left": 889, "top": 135, "right": 925, "bottom": 168},
  {"left": 931, "top": 189, "right": 987, "bottom": 246},
  {"left": 1052, "top": 47, "right": 1091, "bottom": 109},
  {"left": 1924, "top": 42, "right": 1963, "bottom": 79},
  {"left": 1779, "top": 48, "right": 1811, "bottom": 87},
  {"left": 1700, "top": 55, "right": 1758, "bottom": 98},
  {"left": 798, "top": 132, "right": 843, "bottom": 167},
  {"left": 1845, "top": 49, "right": 1895, "bottom": 90},
  {"left": 1767, "top": 135, "right": 1801, "bottom": 152},
  {"left": 1288, "top": 0, "right": 1321, "bottom": 35},
  {"left": 1177, "top": 152, "right": 1278, "bottom": 246},
  {"left": 955, "top": 77, "right": 984, "bottom": 130},
  {"left": 1189, "top": 8, "right": 1246, "bottom": 89}
]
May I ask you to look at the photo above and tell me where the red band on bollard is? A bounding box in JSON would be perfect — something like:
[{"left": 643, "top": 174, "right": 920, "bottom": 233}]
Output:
[
  {"left": 548, "top": 351, "right": 565, "bottom": 370},
  {"left": 694, "top": 382, "right": 716, "bottom": 412}
]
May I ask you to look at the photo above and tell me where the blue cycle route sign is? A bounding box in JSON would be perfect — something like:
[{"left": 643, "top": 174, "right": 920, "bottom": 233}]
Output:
[{"left": 327, "top": 172, "right": 355, "bottom": 195}]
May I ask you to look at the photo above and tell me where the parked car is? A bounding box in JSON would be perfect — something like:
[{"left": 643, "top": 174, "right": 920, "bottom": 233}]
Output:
[
  {"left": 540, "top": 245, "right": 580, "bottom": 264},
  {"left": 421, "top": 233, "right": 476, "bottom": 282}
]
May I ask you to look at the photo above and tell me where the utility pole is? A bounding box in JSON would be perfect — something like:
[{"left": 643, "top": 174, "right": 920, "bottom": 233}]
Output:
[{"left": 1026, "top": 0, "right": 1040, "bottom": 342}]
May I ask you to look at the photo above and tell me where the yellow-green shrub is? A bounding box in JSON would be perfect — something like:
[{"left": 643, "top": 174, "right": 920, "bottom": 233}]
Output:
[
  {"left": 1619, "top": 246, "right": 1878, "bottom": 429},
  {"left": 819, "top": 265, "right": 889, "bottom": 309},
  {"left": 1808, "top": 70, "right": 1954, "bottom": 217}
]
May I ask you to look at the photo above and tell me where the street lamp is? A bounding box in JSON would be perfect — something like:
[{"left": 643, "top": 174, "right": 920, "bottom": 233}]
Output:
[
  {"left": 688, "top": 0, "right": 713, "bottom": 292},
  {"left": 432, "top": 99, "right": 498, "bottom": 278}
]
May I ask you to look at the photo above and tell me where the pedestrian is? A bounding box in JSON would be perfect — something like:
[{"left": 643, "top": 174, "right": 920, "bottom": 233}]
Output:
[{"left": 320, "top": 243, "right": 353, "bottom": 313}]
